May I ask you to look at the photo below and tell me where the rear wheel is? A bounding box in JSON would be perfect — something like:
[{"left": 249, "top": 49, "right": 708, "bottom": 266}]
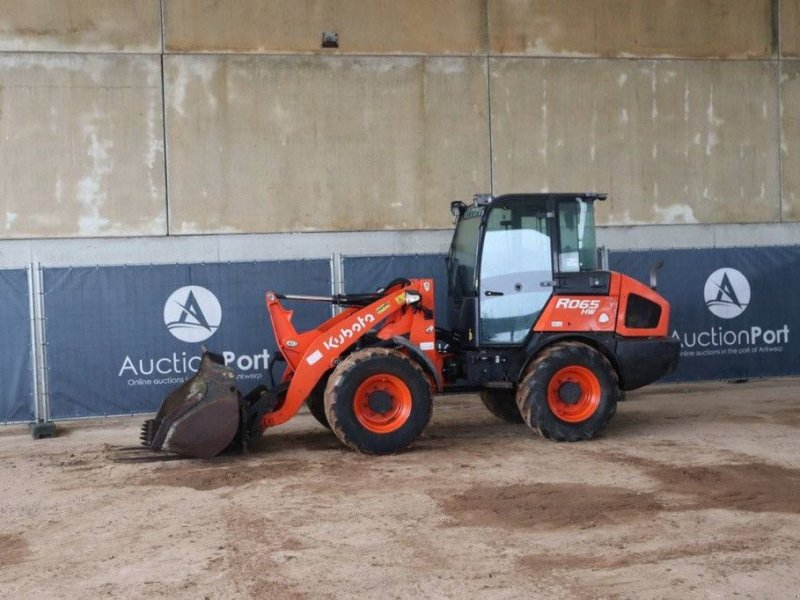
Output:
[
  {"left": 324, "top": 347, "right": 432, "bottom": 454},
  {"left": 306, "top": 378, "right": 330, "bottom": 429},
  {"left": 516, "top": 342, "right": 619, "bottom": 441},
  {"left": 479, "top": 389, "right": 523, "bottom": 423}
]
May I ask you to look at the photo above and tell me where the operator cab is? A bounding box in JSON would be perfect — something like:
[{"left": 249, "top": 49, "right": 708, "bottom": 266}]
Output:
[{"left": 446, "top": 193, "right": 607, "bottom": 347}]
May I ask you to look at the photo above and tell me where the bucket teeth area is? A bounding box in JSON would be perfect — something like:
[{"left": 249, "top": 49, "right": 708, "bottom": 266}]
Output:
[{"left": 140, "top": 419, "right": 156, "bottom": 447}]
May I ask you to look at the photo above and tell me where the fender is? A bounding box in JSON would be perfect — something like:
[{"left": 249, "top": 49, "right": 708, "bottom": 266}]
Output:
[
  {"left": 391, "top": 335, "right": 444, "bottom": 392},
  {"left": 516, "top": 332, "right": 624, "bottom": 386}
]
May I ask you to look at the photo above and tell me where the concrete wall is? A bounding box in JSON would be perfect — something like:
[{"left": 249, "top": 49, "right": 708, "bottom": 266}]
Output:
[
  {"left": 0, "top": 54, "right": 165, "bottom": 238},
  {"left": 782, "top": 0, "right": 800, "bottom": 57},
  {"left": 488, "top": 0, "right": 776, "bottom": 59},
  {"left": 164, "top": 0, "right": 488, "bottom": 55},
  {"left": 165, "top": 55, "right": 489, "bottom": 234},
  {"left": 0, "top": 1, "right": 161, "bottom": 53},
  {"left": 783, "top": 61, "right": 800, "bottom": 221},
  {"left": 491, "top": 59, "right": 780, "bottom": 225},
  {"left": 0, "top": 1, "right": 798, "bottom": 257}
]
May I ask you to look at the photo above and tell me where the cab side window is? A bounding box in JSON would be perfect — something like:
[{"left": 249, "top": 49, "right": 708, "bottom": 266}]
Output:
[{"left": 479, "top": 199, "right": 553, "bottom": 344}]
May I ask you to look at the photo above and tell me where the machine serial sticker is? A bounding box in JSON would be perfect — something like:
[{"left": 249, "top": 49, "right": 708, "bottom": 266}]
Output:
[
  {"left": 306, "top": 350, "right": 323, "bottom": 366},
  {"left": 376, "top": 302, "right": 390, "bottom": 314},
  {"left": 551, "top": 321, "right": 563, "bottom": 328},
  {"left": 419, "top": 341, "right": 435, "bottom": 351}
]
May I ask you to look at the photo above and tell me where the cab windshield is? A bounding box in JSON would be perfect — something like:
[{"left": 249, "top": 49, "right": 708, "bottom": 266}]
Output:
[{"left": 447, "top": 205, "right": 483, "bottom": 296}]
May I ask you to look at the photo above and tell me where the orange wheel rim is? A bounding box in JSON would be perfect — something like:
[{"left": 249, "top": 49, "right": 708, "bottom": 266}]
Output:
[
  {"left": 546, "top": 365, "right": 601, "bottom": 423},
  {"left": 353, "top": 374, "right": 413, "bottom": 434}
]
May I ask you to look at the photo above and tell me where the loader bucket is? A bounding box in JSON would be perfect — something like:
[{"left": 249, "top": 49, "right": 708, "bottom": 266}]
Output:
[{"left": 140, "top": 352, "right": 241, "bottom": 459}]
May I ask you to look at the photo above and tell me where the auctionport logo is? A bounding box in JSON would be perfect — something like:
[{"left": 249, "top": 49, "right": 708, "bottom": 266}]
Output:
[
  {"left": 703, "top": 268, "right": 750, "bottom": 319},
  {"left": 118, "top": 285, "right": 269, "bottom": 387},
  {"left": 163, "top": 286, "right": 221, "bottom": 343},
  {"left": 672, "top": 265, "right": 789, "bottom": 358}
]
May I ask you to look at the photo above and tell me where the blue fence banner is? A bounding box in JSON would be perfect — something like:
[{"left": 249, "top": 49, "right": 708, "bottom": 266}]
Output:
[
  {"left": 342, "top": 254, "right": 449, "bottom": 324},
  {"left": 611, "top": 246, "right": 800, "bottom": 382},
  {"left": 0, "top": 269, "right": 34, "bottom": 422},
  {"left": 43, "top": 261, "right": 331, "bottom": 418}
]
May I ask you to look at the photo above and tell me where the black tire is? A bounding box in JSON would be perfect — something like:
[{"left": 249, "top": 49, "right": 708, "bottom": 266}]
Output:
[
  {"left": 480, "top": 389, "right": 524, "bottom": 423},
  {"left": 324, "top": 347, "right": 432, "bottom": 455},
  {"left": 306, "top": 378, "right": 330, "bottom": 429},
  {"left": 516, "top": 341, "right": 619, "bottom": 441}
]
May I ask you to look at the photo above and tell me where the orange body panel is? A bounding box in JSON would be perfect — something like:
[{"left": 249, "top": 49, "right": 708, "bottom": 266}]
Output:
[
  {"left": 615, "top": 273, "right": 671, "bottom": 338},
  {"left": 535, "top": 272, "right": 670, "bottom": 338},
  {"left": 260, "top": 280, "right": 437, "bottom": 430},
  {"left": 535, "top": 273, "right": 621, "bottom": 333}
]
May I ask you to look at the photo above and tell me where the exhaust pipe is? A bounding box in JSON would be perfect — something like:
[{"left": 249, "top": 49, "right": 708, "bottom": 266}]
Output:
[{"left": 649, "top": 259, "right": 665, "bottom": 290}]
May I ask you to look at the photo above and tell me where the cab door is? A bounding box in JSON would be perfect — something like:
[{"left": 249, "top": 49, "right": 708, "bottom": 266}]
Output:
[{"left": 478, "top": 198, "right": 553, "bottom": 344}]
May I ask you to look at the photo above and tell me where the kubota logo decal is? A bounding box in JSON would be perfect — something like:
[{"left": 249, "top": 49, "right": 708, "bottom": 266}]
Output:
[
  {"left": 322, "top": 314, "right": 376, "bottom": 351},
  {"left": 164, "top": 286, "right": 221, "bottom": 343},
  {"left": 704, "top": 268, "right": 750, "bottom": 319}
]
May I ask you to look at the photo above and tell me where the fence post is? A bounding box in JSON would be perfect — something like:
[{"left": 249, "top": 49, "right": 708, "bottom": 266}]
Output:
[{"left": 29, "top": 262, "right": 56, "bottom": 439}]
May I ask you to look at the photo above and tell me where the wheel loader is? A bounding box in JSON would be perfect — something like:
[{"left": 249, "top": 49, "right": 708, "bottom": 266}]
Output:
[{"left": 141, "top": 193, "right": 679, "bottom": 458}]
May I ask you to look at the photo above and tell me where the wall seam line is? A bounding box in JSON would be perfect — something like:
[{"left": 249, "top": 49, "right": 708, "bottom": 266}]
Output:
[
  {"left": 486, "top": 54, "right": 494, "bottom": 195},
  {"left": 159, "top": 0, "right": 170, "bottom": 236},
  {"left": 777, "top": 0, "right": 784, "bottom": 222},
  {"left": 485, "top": 0, "right": 494, "bottom": 194},
  {"left": 0, "top": 50, "right": 786, "bottom": 63},
  {"left": 116, "top": 50, "right": 785, "bottom": 63}
]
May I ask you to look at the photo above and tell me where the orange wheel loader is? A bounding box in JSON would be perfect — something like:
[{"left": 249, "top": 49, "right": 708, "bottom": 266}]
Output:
[{"left": 141, "top": 193, "right": 679, "bottom": 458}]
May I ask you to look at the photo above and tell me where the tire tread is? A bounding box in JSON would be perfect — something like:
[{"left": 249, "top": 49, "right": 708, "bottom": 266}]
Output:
[
  {"left": 324, "top": 347, "right": 432, "bottom": 454},
  {"left": 516, "top": 341, "right": 619, "bottom": 442}
]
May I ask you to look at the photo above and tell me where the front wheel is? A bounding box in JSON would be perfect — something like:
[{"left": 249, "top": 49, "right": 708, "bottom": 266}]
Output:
[
  {"left": 516, "top": 342, "right": 619, "bottom": 441},
  {"left": 324, "top": 348, "right": 432, "bottom": 455}
]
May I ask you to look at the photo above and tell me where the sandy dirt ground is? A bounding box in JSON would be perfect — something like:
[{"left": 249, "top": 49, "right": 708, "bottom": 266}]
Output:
[{"left": 1, "top": 378, "right": 800, "bottom": 599}]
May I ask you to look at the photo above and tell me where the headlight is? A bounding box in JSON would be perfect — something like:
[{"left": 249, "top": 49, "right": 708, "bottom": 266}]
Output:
[{"left": 405, "top": 291, "right": 421, "bottom": 305}]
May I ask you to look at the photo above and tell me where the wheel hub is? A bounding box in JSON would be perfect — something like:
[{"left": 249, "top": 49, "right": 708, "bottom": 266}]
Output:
[
  {"left": 353, "top": 373, "right": 414, "bottom": 434},
  {"left": 546, "top": 365, "right": 602, "bottom": 423},
  {"left": 558, "top": 381, "right": 582, "bottom": 405},
  {"left": 367, "top": 390, "right": 394, "bottom": 414}
]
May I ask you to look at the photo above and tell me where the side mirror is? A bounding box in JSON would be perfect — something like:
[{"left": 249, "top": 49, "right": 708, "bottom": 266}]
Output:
[{"left": 450, "top": 201, "right": 467, "bottom": 218}]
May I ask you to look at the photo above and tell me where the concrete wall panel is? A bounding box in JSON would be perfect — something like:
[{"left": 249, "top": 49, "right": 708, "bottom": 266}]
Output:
[
  {"left": 490, "top": 59, "right": 780, "bottom": 225},
  {"left": 489, "top": 0, "right": 775, "bottom": 59},
  {"left": 782, "top": 61, "right": 800, "bottom": 220},
  {"left": 0, "top": 54, "right": 166, "bottom": 238},
  {"left": 782, "top": 0, "right": 800, "bottom": 57},
  {"left": 0, "top": 0, "right": 161, "bottom": 53},
  {"left": 164, "top": 0, "right": 487, "bottom": 55},
  {"left": 165, "top": 55, "right": 489, "bottom": 234}
]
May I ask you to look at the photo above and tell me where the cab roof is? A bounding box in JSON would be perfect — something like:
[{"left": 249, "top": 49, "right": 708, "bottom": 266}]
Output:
[{"left": 474, "top": 192, "right": 607, "bottom": 205}]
